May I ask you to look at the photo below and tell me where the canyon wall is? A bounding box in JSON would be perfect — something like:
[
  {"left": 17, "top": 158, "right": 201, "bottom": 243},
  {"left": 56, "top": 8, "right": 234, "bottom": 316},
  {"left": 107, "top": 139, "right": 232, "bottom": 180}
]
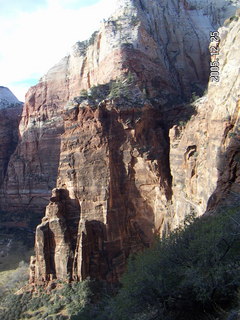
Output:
[
  {"left": 0, "top": 1, "right": 239, "bottom": 283},
  {"left": 29, "top": 3, "right": 240, "bottom": 284},
  {"left": 169, "top": 16, "right": 240, "bottom": 226},
  {"left": 1, "top": 0, "right": 230, "bottom": 213}
]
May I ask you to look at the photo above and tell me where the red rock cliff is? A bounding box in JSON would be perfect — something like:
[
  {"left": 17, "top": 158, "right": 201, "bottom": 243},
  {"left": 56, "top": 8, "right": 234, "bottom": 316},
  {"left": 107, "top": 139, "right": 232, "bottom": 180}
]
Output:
[
  {"left": 1, "top": 0, "right": 240, "bottom": 283},
  {"left": 30, "top": 12, "right": 240, "bottom": 284},
  {"left": 1, "top": 0, "right": 222, "bottom": 213}
]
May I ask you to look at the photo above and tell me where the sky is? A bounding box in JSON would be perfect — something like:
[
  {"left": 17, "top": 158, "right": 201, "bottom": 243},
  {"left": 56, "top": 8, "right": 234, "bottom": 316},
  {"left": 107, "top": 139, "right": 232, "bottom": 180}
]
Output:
[{"left": 0, "top": 0, "right": 118, "bottom": 101}]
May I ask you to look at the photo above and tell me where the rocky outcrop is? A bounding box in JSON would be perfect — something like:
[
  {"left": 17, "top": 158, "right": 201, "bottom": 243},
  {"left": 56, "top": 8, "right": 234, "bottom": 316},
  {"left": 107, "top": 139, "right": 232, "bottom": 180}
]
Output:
[
  {"left": 0, "top": 83, "right": 64, "bottom": 213},
  {"left": 0, "top": 87, "right": 22, "bottom": 194},
  {"left": 30, "top": 100, "right": 173, "bottom": 283}
]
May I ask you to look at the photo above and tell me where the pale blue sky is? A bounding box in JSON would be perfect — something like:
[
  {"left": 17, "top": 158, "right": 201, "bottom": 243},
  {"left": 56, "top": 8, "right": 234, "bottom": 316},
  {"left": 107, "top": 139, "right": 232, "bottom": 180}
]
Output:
[{"left": 0, "top": 0, "right": 116, "bottom": 101}]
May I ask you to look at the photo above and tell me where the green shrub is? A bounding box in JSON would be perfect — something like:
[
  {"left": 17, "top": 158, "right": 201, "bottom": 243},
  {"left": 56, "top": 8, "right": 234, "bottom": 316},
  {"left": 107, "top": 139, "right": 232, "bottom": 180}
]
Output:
[
  {"left": 108, "top": 72, "right": 136, "bottom": 100},
  {"left": 75, "top": 72, "right": 143, "bottom": 106},
  {"left": 191, "top": 92, "right": 200, "bottom": 102},
  {"left": 179, "top": 120, "right": 187, "bottom": 127},
  {"left": 224, "top": 15, "right": 239, "bottom": 26},
  {"left": 229, "top": 132, "right": 237, "bottom": 138},
  {"left": 230, "top": 15, "right": 239, "bottom": 22},
  {"left": 109, "top": 208, "right": 240, "bottom": 320},
  {"left": 88, "top": 31, "right": 98, "bottom": 46},
  {"left": 79, "top": 89, "right": 88, "bottom": 98}
]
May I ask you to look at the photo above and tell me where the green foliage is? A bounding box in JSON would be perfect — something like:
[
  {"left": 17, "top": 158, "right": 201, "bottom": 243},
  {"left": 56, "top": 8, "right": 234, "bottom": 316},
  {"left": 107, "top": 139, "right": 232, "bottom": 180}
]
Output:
[
  {"left": 79, "top": 89, "right": 88, "bottom": 98},
  {"left": 109, "top": 208, "right": 240, "bottom": 320},
  {"left": 191, "top": 91, "right": 200, "bottom": 102},
  {"left": 74, "top": 40, "right": 88, "bottom": 56},
  {"left": 78, "top": 83, "right": 111, "bottom": 103},
  {"left": 76, "top": 72, "right": 142, "bottom": 106},
  {"left": 224, "top": 15, "right": 239, "bottom": 26},
  {"left": 89, "top": 84, "right": 110, "bottom": 101},
  {"left": 0, "top": 279, "right": 93, "bottom": 319},
  {"left": 229, "top": 132, "right": 237, "bottom": 138},
  {"left": 59, "top": 280, "right": 92, "bottom": 316},
  {"left": 0, "top": 261, "right": 29, "bottom": 299},
  {"left": 3, "top": 208, "right": 240, "bottom": 320},
  {"left": 108, "top": 72, "right": 136, "bottom": 100},
  {"left": 88, "top": 31, "right": 98, "bottom": 46},
  {"left": 179, "top": 120, "right": 187, "bottom": 128},
  {"left": 230, "top": 15, "right": 239, "bottom": 22}
]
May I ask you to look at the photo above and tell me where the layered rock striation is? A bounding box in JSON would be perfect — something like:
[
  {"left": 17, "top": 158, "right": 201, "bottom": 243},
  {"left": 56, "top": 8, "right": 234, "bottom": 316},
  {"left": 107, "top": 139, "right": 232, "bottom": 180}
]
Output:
[
  {"left": 30, "top": 11, "right": 240, "bottom": 284},
  {"left": 2, "top": 0, "right": 236, "bottom": 213},
  {"left": 0, "top": 1, "right": 239, "bottom": 283},
  {"left": 30, "top": 100, "right": 174, "bottom": 283}
]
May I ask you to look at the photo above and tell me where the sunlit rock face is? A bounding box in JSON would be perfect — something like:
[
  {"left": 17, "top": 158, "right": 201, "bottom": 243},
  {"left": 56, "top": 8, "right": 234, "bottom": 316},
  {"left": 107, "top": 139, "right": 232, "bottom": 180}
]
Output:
[
  {"left": 169, "top": 16, "right": 240, "bottom": 227},
  {"left": 0, "top": 86, "right": 21, "bottom": 108},
  {"left": 1, "top": 1, "right": 239, "bottom": 283}
]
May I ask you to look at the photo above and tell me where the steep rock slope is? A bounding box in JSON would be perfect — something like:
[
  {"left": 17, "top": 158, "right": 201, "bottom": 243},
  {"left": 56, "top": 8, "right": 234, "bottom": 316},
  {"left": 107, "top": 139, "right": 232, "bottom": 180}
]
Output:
[
  {"left": 29, "top": 1, "right": 240, "bottom": 283},
  {"left": 0, "top": 87, "right": 22, "bottom": 194},
  {"left": 169, "top": 15, "right": 240, "bottom": 227},
  {"left": 2, "top": 0, "right": 238, "bottom": 213}
]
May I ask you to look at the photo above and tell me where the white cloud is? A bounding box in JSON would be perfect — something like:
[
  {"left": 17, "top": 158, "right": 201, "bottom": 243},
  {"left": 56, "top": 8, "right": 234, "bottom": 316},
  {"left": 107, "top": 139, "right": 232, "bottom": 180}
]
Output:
[{"left": 0, "top": 0, "right": 118, "bottom": 100}]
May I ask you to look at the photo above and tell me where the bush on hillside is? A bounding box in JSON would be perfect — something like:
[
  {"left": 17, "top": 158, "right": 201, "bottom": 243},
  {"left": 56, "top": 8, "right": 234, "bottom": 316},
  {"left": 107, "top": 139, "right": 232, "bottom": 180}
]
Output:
[
  {"left": 108, "top": 72, "right": 136, "bottom": 100},
  {"left": 2, "top": 208, "right": 240, "bottom": 320},
  {"left": 109, "top": 208, "right": 240, "bottom": 320}
]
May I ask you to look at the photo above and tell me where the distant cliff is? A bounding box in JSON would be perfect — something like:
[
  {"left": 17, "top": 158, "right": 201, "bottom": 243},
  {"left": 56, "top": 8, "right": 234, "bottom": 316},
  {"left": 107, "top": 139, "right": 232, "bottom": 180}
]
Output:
[
  {"left": 0, "top": 87, "right": 22, "bottom": 197},
  {"left": 0, "top": 0, "right": 239, "bottom": 284}
]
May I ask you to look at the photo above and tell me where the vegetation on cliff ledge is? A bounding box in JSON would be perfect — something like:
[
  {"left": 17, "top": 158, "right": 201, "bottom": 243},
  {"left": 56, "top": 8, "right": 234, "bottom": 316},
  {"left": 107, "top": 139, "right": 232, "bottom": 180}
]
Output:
[{"left": 76, "top": 72, "right": 147, "bottom": 107}]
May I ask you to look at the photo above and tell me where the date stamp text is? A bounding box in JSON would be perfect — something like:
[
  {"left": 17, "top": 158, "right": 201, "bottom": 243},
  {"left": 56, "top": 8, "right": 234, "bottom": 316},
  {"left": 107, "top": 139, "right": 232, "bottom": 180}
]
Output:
[{"left": 209, "top": 31, "right": 220, "bottom": 82}]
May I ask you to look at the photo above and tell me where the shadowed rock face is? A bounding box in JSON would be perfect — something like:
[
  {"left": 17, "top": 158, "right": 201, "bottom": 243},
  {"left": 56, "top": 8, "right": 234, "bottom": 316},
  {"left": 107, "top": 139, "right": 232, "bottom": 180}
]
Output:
[
  {"left": 1, "top": 1, "right": 240, "bottom": 283},
  {"left": 0, "top": 87, "right": 23, "bottom": 196}
]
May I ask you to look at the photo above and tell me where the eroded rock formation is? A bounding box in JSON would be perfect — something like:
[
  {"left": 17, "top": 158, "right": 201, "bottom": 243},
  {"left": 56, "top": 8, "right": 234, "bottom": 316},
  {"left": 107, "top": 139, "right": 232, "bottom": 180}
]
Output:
[
  {"left": 2, "top": 0, "right": 236, "bottom": 213},
  {"left": 30, "top": 100, "right": 175, "bottom": 283},
  {"left": 1, "top": 1, "right": 239, "bottom": 283},
  {"left": 30, "top": 8, "right": 240, "bottom": 284}
]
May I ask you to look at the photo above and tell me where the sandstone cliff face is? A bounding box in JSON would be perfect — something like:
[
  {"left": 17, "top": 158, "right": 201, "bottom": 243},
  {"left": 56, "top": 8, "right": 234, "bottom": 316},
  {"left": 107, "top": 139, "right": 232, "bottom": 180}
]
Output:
[
  {"left": 2, "top": 0, "right": 237, "bottom": 213},
  {"left": 1, "top": 1, "right": 239, "bottom": 283},
  {"left": 169, "top": 15, "right": 240, "bottom": 227},
  {"left": 30, "top": 100, "right": 174, "bottom": 283},
  {"left": 0, "top": 87, "right": 22, "bottom": 196},
  {"left": 30, "top": 11, "right": 240, "bottom": 284}
]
